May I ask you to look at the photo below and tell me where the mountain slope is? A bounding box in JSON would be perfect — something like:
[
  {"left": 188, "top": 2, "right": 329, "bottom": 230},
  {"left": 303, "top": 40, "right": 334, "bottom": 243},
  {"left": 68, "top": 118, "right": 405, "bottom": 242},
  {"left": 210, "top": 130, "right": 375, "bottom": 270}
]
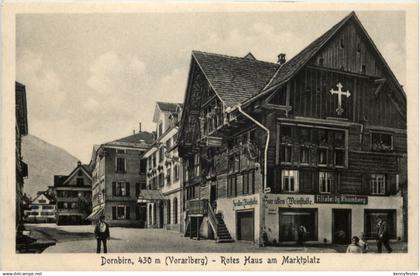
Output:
[{"left": 22, "top": 134, "right": 80, "bottom": 198}]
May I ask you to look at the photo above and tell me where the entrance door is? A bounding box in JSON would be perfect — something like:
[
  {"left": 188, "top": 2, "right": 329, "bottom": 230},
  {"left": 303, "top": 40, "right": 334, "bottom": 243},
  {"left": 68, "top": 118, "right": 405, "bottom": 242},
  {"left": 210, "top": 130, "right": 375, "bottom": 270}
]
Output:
[
  {"left": 236, "top": 210, "right": 254, "bottom": 241},
  {"left": 332, "top": 209, "right": 352, "bottom": 244},
  {"left": 210, "top": 183, "right": 217, "bottom": 209}
]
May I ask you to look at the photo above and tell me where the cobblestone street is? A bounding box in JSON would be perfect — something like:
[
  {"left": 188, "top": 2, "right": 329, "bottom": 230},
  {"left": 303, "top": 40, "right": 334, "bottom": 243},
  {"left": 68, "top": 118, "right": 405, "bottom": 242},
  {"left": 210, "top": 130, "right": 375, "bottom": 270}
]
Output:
[{"left": 25, "top": 224, "right": 407, "bottom": 254}]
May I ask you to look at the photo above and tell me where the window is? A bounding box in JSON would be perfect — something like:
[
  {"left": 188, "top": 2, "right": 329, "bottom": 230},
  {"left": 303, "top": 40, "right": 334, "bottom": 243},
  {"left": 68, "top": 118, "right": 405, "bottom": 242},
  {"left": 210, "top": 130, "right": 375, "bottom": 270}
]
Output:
[
  {"left": 371, "top": 133, "right": 393, "bottom": 152},
  {"left": 194, "top": 153, "right": 200, "bottom": 177},
  {"left": 38, "top": 199, "right": 46, "bottom": 204},
  {"left": 158, "top": 172, "right": 164, "bottom": 187},
  {"left": 174, "top": 164, "right": 179, "bottom": 181},
  {"left": 116, "top": 206, "right": 127, "bottom": 220},
  {"left": 340, "top": 38, "right": 345, "bottom": 49},
  {"left": 153, "top": 152, "right": 157, "bottom": 167},
  {"left": 77, "top": 178, "right": 84, "bottom": 186},
  {"left": 227, "top": 175, "right": 237, "bottom": 197},
  {"left": 319, "top": 172, "right": 334, "bottom": 193},
  {"left": 300, "top": 147, "right": 309, "bottom": 164},
  {"left": 173, "top": 198, "right": 178, "bottom": 224},
  {"left": 280, "top": 125, "right": 292, "bottom": 144},
  {"left": 166, "top": 139, "right": 171, "bottom": 150},
  {"left": 334, "top": 149, "right": 345, "bottom": 167},
  {"left": 116, "top": 157, "right": 126, "bottom": 173},
  {"left": 242, "top": 170, "right": 255, "bottom": 195},
  {"left": 116, "top": 149, "right": 126, "bottom": 154},
  {"left": 318, "top": 57, "right": 324, "bottom": 66},
  {"left": 279, "top": 208, "right": 317, "bottom": 242},
  {"left": 113, "top": 182, "right": 130, "bottom": 197},
  {"left": 318, "top": 148, "right": 328, "bottom": 165},
  {"left": 282, "top": 170, "right": 299, "bottom": 193},
  {"left": 31, "top": 205, "right": 39, "bottom": 210},
  {"left": 361, "top": 64, "right": 366, "bottom": 74},
  {"left": 280, "top": 145, "right": 292, "bottom": 163},
  {"left": 140, "top": 159, "right": 147, "bottom": 174},
  {"left": 166, "top": 168, "right": 171, "bottom": 185},
  {"left": 370, "top": 174, "right": 386, "bottom": 195},
  {"left": 159, "top": 147, "right": 164, "bottom": 163}
]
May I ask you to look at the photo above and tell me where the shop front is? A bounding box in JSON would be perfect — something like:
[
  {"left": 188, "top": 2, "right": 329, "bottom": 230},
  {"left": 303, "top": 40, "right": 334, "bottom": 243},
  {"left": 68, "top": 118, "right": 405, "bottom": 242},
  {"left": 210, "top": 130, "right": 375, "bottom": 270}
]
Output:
[{"left": 263, "top": 193, "right": 403, "bottom": 244}]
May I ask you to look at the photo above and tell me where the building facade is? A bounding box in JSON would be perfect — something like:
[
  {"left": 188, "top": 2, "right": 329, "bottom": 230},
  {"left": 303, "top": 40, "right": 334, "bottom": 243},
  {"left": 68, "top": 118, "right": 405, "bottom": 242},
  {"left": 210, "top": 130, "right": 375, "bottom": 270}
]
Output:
[
  {"left": 141, "top": 102, "right": 183, "bottom": 231},
  {"left": 16, "top": 82, "right": 29, "bottom": 230},
  {"left": 88, "top": 131, "right": 153, "bottom": 227},
  {"left": 24, "top": 192, "right": 56, "bottom": 223},
  {"left": 177, "top": 12, "right": 406, "bottom": 245},
  {"left": 54, "top": 161, "right": 92, "bottom": 225}
]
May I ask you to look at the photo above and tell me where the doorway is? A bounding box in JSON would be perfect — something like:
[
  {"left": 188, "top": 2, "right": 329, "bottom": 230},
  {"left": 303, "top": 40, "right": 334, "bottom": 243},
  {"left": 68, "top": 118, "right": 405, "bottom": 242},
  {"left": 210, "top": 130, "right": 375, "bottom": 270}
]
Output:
[
  {"left": 236, "top": 209, "right": 255, "bottom": 241},
  {"left": 332, "top": 209, "right": 352, "bottom": 244}
]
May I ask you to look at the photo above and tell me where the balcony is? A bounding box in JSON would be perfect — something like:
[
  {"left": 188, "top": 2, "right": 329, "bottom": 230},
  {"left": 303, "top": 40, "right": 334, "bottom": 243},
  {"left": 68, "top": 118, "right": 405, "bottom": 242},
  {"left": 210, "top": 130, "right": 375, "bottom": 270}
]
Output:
[{"left": 186, "top": 199, "right": 208, "bottom": 216}]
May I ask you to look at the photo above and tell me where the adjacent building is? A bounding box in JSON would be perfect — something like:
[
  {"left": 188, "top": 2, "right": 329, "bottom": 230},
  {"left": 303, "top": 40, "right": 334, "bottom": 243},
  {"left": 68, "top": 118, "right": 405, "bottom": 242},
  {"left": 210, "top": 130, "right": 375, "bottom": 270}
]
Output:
[
  {"left": 140, "top": 102, "right": 183, "bottom": 231},
  {"left": 16, "top": 82, "right": 29, "bottom": 230},
  {"left": 54, "top": 161, "right": 92, "bottom": 225},
  {"left": 24, "top": 191, "right": 56, "bottom": 223},
  {"left": 88, "top": 130, "right": 154, "bottom": 227},
  {"left": 177, "top": 12, "right": 406, "bottom": 244}
]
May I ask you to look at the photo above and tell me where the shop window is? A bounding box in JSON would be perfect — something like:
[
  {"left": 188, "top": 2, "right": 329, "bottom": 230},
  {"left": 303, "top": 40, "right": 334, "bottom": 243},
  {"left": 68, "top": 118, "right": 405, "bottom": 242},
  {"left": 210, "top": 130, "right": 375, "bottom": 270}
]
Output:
[
  {"left": 364, "top": 210, "right": 396, "bottom": 239},
  {"left": 319, "top": 172, "right": 334, "bottom": 194},
  {"left": 281, "top": 170, "right": 299, "bottom": 193},
  {"left": 370, "top": 174, "right": 386, "bottom": 195},
  {"left": 300, "top": 147, "right": 309, "bottom": 164},
  {"left": 318, "top": 148, "right": 328, "bottom": 165},
  {"left": 371, "top": 133, "right": 393, "bottom": 152},
  {"left": 279, "top": 208, "right": 317, "bottom": 242}
]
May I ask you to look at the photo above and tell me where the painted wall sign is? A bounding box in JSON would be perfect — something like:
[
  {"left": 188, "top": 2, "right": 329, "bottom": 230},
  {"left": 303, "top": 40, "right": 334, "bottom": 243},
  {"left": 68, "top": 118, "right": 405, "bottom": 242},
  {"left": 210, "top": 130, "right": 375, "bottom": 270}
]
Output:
[
  {"left": 233, "top": 197, "right": 258, "bottom": 209},
  {"left": 264, "top": 196, "right": 314, "bottom": 207},
  {"left": 315, "top": 194, "right": 368, "bottom": 205}
]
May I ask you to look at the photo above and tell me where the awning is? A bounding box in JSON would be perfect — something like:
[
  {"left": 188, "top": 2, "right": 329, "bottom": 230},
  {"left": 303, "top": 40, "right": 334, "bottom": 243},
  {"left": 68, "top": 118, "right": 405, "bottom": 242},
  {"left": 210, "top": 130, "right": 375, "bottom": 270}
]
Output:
[
  {"left": 137, "top": 189, "right": 165, "bottom": 202},
  {"left": 86, "top": 206, "right": 104, "bottom": 221}
]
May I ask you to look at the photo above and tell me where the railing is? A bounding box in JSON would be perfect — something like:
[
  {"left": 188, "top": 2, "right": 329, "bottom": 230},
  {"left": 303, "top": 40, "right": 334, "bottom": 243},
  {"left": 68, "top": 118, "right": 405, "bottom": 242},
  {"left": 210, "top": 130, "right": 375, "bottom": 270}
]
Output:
[{"left": 207, "top": 201, "right": 218, "bottom": 240}]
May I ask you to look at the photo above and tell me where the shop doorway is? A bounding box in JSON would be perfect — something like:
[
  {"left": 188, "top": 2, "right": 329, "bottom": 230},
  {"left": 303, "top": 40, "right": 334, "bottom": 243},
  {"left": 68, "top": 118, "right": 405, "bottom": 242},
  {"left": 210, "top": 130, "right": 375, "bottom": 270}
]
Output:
[
  {"left": 332, "top": 209, "right": 352, "bottom": 244},
  {"left": 236, "top": 210, "right": 254, "bottom": 241}
]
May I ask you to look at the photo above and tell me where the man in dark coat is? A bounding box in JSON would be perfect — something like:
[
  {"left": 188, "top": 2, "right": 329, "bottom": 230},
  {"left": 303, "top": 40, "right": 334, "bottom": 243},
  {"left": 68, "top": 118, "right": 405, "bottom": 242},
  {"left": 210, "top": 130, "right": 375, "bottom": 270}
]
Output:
[
  {"left": 95, "top": 215, "right": 110, "bottom": 253},
  {"left": 376, "top": 216, "right": 392, "bottom": 253}
]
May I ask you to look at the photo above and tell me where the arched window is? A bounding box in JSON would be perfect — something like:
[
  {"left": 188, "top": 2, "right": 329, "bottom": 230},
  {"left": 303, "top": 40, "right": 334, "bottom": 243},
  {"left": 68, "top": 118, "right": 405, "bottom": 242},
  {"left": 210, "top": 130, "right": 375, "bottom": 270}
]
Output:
[
  {"left": 167, "top": 200, "right": 171, "bottom": 224},
  {"left": 173, "top": 198, "right": 178, "bottom": 224}
]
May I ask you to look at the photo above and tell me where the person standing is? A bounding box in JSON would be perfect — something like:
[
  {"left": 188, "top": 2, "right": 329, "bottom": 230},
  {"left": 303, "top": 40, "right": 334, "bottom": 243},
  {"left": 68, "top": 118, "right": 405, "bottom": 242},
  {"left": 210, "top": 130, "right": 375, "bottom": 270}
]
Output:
[
  {"left": 376, "top": 216, "right": 393, "bottom": 253},
  {"left": 346, "top": 236, "right": 363, "bottom": 253},
  {"left": 95, "top": 215, "right": 110, "bottom": 253}
]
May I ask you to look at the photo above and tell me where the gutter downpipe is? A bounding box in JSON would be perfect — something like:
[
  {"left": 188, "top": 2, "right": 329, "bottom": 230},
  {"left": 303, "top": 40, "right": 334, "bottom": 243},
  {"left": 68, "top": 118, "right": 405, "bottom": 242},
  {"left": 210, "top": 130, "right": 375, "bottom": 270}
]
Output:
[{"left": 235, "top": 105, "right": 270, "bottom": 247}]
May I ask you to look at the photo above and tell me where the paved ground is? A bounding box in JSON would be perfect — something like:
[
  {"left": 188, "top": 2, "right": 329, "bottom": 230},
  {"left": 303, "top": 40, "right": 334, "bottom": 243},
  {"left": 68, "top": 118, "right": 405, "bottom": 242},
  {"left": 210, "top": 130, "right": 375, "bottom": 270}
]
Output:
[{"left": 25, "top": 223, "right": 407, "bottom": 254}]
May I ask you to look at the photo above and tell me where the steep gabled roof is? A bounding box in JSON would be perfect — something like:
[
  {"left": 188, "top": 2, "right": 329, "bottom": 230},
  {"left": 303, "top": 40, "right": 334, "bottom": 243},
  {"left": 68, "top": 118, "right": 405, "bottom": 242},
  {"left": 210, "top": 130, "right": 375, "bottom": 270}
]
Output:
[
  {"left": 262, "top": 11, "right": 405, "bottom": 103},
  {"left": 263, "top": 12, "right": 354, "bottom": 91},
  {"left": 192, "top": 50, "right": 279, "bottom": 107},
  {"left": 156, "top": 102, "right": 181, "bottom": 113}
]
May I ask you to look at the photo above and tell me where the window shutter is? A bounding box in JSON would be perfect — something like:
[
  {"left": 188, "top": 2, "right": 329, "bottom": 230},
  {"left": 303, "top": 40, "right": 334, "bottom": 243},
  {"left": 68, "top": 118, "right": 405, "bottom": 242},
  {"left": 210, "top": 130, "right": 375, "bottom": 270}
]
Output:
[
  {"left": 313, "top": 171, "right": 319, "bottom": 194},
  {"left": 112, "top": 206, "right": 116, "bottom": 220},
  {"left": 126, "top": 182, "right": 130, "bottom": 196},
  {"left": 126, "top": 206, "right": 130, "bottom": 219},
  {"left": 112, "top": 182, "right": 116, "bottom": 196},
  {"left": 387, "top": 174, "right": 397, "bottom": 195},
  {"left": 362, "top": 174, "right": 370, "bottom": 195}
]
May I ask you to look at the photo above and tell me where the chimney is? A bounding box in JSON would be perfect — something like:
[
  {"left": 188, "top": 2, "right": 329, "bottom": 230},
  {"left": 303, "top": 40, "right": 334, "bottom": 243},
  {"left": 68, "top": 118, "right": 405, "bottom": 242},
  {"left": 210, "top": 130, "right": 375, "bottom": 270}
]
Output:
[
  {"left": 77, "top": 161, "right": 81, "bottom": 166},
  {"left": 133, "top": 129, "right": 136, "bottom": 135},
  {"left": 277, "top": 53, "right": 286, "bottom": 65},
  {"left": 139, "top": 122, "right": 142, "bottom": 132}
]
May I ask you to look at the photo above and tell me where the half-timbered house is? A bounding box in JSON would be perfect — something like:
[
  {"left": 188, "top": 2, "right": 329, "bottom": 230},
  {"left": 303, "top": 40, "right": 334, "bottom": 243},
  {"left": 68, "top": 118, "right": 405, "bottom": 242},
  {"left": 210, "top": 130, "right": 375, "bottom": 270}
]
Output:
[{"left": 177, "top": 12, "right": 406, "bottom": 244}]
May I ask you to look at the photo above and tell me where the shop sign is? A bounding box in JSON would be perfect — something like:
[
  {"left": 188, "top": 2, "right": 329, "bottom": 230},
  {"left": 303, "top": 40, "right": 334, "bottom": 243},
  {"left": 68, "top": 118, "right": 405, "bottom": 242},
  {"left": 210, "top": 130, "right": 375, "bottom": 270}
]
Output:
[
  {"left": 315, "top": 194, "right": 368, "bottom": 205},
  {"left": 264, "top": 196, "right": 314, "bottom": 207},
  {"left": 233, "top": 197, "right": 258, "bottom": 209}
]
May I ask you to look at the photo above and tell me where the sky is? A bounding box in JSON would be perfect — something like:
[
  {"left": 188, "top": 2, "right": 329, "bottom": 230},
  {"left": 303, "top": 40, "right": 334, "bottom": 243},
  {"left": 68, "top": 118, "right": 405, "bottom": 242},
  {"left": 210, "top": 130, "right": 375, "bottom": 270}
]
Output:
[{"left": 16, "top": 11, "right": 406, "bottom": 163}]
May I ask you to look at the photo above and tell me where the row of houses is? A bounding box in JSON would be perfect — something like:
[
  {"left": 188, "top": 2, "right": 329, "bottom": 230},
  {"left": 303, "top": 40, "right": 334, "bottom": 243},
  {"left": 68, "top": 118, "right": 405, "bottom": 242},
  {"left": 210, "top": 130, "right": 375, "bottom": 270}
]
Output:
[{"left": 24, "top": 11, "right": 408, "bottom": 245}]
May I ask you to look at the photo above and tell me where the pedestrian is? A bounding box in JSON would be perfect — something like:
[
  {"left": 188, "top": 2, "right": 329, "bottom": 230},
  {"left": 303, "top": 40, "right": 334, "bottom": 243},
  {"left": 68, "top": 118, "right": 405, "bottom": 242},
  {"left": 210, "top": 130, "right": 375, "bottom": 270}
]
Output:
[
  {"left": 297, "top": 225, "right": 307, "bottom": 245},
  {"left": 376, "top": 216, "right": 393, "bottom": 253},
  {"left": 94, "top": 215, "right": 110, "bottom": 254},
  {"left": 359, "top": 232, "right": 369, "bottom": 253},
  {"left": 346, "top": 236, "right": 363, "bottom": 253}
]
